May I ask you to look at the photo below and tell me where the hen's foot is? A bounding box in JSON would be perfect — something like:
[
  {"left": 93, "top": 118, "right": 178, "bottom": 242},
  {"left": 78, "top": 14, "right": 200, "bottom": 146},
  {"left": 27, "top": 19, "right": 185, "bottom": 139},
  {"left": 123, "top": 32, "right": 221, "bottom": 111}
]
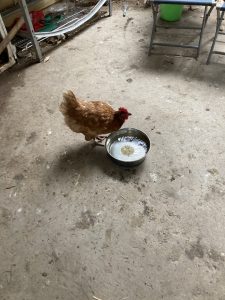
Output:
[
  {"left": 93, "top": 141, "right": 105, "bottom": 147},
  {"left": 95, "top": 135, "right": 107, "bottom": 143},
  {"left": 93, "top": 136, "right": 108, "bottom": 147}
]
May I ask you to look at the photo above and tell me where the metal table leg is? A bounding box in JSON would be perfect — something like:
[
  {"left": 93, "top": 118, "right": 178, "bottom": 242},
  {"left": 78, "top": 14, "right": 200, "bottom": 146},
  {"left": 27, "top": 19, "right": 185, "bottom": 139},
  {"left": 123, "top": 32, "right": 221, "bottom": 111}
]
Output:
[
  {"left": 196, "top": 5, "right": 208, "bottom": 58},
  {"left": 207, "top": 10, "right": 224, "bottom": 64},
  {"left": 18, "top": 0, "right": 43, "bottom": 62},
  {"left": 148, "top": 4, "right": 158, "bottom": 55},
  {"left": 108, "top": 0, "right": 112, "bottom": 16},
  {"left": 205, "top": 5, "right": 214, "bottom": 24}
]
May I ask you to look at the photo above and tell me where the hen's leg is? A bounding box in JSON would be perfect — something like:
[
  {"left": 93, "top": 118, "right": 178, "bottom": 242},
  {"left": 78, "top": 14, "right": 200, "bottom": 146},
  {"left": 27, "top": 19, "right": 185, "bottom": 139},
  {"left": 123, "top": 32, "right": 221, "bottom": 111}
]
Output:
[
  {"left": 93, "top": 135, "right": 108, "bottom": 146},
  {"left": 95, "top": 135, "right": 107, "bottom": 143},
  {"left": 85, "top": 135, "right": 93, "bottom": 141}
]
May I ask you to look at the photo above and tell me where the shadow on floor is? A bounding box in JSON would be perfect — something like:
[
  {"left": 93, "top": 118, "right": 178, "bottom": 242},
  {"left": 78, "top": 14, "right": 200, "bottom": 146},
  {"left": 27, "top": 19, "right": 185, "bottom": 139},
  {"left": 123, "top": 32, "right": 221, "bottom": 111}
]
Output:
[
  {"left": 0, "top": 69, "right": 25, "bottom": 117},
  {"left": 49, "top": 142, "right": 145, "bottom": 185},
  {"left": 138, "top": 50, "right": 225, "bottom": 86}
]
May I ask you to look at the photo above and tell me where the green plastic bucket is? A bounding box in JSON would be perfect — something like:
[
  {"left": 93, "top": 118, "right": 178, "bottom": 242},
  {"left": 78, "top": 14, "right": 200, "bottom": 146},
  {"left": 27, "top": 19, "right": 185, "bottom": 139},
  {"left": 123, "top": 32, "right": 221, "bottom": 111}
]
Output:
[{"left": 160, "top": 4, "right": 183, "bottom": 22}]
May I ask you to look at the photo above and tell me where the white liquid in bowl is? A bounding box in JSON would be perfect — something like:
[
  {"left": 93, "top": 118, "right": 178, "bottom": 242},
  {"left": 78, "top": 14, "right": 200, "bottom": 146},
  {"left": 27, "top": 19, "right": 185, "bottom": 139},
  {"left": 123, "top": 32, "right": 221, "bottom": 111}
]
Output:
[{"left": 109, "top": 136, "right": 147, "bottom": 162}]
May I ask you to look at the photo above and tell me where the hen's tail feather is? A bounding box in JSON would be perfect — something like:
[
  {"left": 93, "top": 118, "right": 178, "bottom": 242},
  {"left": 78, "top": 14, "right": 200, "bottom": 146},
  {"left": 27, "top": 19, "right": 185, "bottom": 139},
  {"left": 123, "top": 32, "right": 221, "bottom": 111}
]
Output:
[{"left": 60, "top": 90, "right": 79, "bottom": 115}]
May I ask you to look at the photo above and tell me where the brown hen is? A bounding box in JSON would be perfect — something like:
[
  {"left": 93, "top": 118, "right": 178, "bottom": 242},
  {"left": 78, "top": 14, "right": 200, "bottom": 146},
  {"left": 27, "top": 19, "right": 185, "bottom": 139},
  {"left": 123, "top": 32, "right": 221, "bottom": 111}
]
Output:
[{"left": 60, "top": 90, "right": 131, "bottom": 141}]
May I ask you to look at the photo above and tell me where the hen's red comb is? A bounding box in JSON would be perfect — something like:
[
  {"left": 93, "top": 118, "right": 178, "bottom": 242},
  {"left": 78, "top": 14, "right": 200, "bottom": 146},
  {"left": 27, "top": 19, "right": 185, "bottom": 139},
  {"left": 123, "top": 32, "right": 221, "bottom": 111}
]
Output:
[{"left": 119, "top": 107, "right": 128, "bottom": 113}]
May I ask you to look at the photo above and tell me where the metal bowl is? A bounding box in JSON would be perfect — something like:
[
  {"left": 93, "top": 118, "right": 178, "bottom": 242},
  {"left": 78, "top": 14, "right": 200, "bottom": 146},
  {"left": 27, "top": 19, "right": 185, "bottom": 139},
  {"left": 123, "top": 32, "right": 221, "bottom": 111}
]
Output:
[{"left": 105, "top": 128, "right": 150, "bottom": 167}]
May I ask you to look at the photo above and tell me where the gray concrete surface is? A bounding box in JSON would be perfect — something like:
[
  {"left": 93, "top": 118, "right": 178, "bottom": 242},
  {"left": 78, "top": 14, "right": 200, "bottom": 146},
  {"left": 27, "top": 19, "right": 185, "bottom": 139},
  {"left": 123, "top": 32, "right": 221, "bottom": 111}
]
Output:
[{"left": 1, "top": 2, "right": 225, "bottom": 299}]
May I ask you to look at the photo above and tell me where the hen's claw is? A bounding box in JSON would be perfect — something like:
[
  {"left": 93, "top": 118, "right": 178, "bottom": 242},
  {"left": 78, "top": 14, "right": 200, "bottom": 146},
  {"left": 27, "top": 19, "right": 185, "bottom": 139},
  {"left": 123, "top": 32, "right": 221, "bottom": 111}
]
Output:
[
  {"left": 95, "top": 135, "right": 107, "bottom": 143},
  {"left": 93, "top": 135, "right": 108, "bottom": 147},
  {"left": 93, "top": 141, "right": 105, "bottom": 147}
]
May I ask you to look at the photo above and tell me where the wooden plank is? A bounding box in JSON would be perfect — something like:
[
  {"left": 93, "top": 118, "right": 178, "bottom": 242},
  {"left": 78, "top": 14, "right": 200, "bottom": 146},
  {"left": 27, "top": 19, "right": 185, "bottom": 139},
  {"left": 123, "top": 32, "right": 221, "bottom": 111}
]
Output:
[
  {"left": 0, "top": 13, "right": 16, "bottom": 73},
  {"left": 0, "top": 16, "right": 24, "bottom": 55},
  {"left": 0, "top": 0, "right": 60, "bottom": 11},
  {"left": 2, "top": 0, "right": 60, "bottom": 27},
  {"left": 0, "top": 1, "right": 15, "bottom": 12},
  {"left": 0, "top": 59, "right": 15, "bottom": 73}
]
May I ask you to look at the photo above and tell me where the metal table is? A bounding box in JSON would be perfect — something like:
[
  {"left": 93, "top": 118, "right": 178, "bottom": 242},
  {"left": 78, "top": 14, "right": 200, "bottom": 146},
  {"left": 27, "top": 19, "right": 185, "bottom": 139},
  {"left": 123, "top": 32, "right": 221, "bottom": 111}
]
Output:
[
  {"left": 149, "top": 0, "right": 216, "bottom": 58},
  {"left": 207, "top": 0, "right": 225, "bottom": 63}
]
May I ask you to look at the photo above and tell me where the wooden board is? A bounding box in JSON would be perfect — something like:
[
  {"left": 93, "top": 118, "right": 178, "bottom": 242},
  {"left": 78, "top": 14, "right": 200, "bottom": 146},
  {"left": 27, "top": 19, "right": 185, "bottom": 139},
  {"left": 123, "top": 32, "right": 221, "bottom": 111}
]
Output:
[
  {"left": 2, "top": 0, "right": 60, "bottom": 27},
  {"left": 0, "top": 1, "right": 17, "bottom": 12},
  {"left": 0, "top": 14, "right": 16, "bottom": 73},
  {"left": 0, "top": 16, "right": 23, "bottom": 55}
]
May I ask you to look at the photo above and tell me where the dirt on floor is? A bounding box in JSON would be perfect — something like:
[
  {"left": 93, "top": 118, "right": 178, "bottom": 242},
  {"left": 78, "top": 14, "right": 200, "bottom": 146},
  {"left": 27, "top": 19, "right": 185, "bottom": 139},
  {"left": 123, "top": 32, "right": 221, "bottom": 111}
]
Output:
[{"left": 0, "top": 2, "right": 225, "bottom": 300}]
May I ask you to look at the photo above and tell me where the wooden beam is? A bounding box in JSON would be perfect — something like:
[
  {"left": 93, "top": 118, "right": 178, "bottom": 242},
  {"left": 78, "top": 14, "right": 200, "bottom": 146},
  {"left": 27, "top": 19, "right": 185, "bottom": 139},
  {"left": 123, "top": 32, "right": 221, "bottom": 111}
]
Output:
[
  {"left": 2, "top": 0, "right": 61, "bottom": 27},
  {"left": 0, "top": 16, "right": 24, "bottom": 55}
]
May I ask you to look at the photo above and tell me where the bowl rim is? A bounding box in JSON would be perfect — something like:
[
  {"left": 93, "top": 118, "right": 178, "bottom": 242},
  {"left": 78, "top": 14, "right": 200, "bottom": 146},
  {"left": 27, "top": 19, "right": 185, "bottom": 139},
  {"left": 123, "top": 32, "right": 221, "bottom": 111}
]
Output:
[{"left": 105, "top": 127, "right": 150, "bottom": 164}]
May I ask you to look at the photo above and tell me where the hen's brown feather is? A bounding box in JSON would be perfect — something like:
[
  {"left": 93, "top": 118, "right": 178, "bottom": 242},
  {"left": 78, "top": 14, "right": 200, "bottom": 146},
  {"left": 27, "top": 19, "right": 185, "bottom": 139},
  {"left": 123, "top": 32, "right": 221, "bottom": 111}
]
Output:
[{"left": 60, "top": 90, "right": 126, "bottom": 141}]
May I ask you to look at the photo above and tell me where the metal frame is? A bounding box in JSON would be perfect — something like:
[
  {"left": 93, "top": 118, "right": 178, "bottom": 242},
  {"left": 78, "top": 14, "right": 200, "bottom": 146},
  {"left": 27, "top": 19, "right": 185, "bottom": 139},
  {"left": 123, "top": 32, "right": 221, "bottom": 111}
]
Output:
[
  {"left": 17, "top": 0, "right": 112, "bottom": 62},
  {"left": 19, "top": 0, "right": 43, "bottom": 61},
  {"left": 148, "top": 1, "right": 215, "bottom": 58},
  {"left": 207, "top": 7, "right": 225, "bottom": 64}
]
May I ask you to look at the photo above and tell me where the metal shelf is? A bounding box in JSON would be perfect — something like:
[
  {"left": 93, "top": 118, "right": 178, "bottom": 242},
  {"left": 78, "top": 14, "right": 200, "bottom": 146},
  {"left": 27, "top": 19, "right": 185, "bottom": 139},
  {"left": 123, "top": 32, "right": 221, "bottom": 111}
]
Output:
[{"left": 17, "top": 0, "right": 112, "bottom": 62}]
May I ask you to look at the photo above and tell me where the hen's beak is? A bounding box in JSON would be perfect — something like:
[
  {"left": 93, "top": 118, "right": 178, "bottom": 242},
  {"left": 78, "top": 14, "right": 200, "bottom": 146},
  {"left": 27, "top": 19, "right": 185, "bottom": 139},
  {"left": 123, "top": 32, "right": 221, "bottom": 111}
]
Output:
[{"left": 128, "top": 113, "right": 132, "bottom": 116}]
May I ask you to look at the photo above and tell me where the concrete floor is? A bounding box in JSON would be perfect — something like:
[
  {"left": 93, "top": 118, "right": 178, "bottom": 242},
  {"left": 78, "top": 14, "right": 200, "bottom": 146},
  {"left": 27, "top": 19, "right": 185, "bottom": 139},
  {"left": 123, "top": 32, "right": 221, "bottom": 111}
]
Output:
[{"left": 1, "top": 2, "right": 225, "bottom": 299}]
